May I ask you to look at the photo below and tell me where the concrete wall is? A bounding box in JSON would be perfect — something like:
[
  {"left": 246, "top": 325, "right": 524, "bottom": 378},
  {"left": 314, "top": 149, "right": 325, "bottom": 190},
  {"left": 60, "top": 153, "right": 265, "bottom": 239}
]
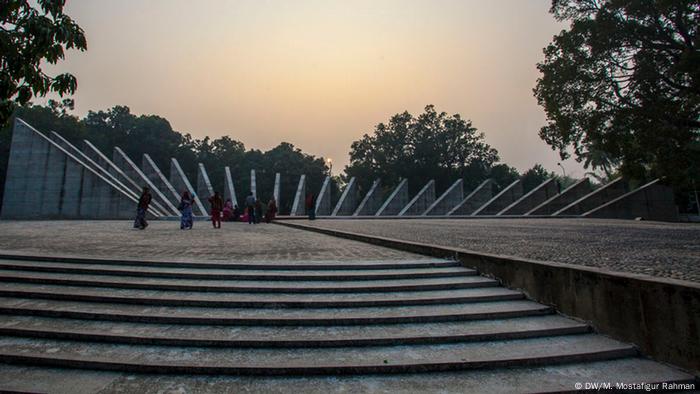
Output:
[
  {"left": 290, "top": 175, "right": 306, "bottom": 216},
  {"left": 399, "top": 180, "right": 436, "bottom": 216},
  {"left": 424, "top": 179, "right": 463, "bottom": 216},
  {"left": 499, "top": 178, "right": 558, "bottom": 215},
  {"left": 315, "top": 176, "right": 332, "bottom": 216},
  {"left": 448, "top": 179, "right": 493, "bottom": 216},
  {"left": 555, "top": 178, "right": 629, "bottom": 216},
  {"left": 113, "top": 147, "right": 177, "bottom": 216},
  {"left": 332, "top": 177, "right": 358, "bottom": 216},
  {"left": 353, "top": 179, "right": 382, "bottom": 216},
  {"left": 527, "top": 178, "right": 592, "bottom": 216},
  {"left": 583, "top": 179, "right": 679, "bottom": 222},
  {"left": 169, "top": 158, "right": 207, "bottom": 216},
  {"left": 250, "top": 169, "right": 257, "bottom": 199},
  {"left": 376, "top": 179, "right": 409, "bottom": 216},
  {"left": 142, "top": 154, "right": 180, "bottom": 209},
  {"left": 273, "top": 173, "right": 281, "bottom": 207},
  {"left": 473, "top": 180, "right": 522, "bottom": 216},
  {"left": 197, "top": 163, "right": 214, "bottom": 202},
  {"left": 224, "top": 167, "right": 238, "bottom": 207}
]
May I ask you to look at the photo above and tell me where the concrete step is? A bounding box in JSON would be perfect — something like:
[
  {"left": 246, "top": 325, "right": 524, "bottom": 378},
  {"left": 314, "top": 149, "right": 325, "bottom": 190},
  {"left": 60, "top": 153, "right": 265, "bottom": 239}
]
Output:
[
  {"left": 1, "top": 358, "right": 695, "bottom": 394},
  {"left": 0, "top": 270, "right": 497, "bottom": 293},
  {"left": 0, "top": 315, "right": 590, "bottom": 347},
  {"left": 0, "top": 283, "right": 524, "bottom": 308},
  {"left": 0, "top": 298, "right": 552, "bottom": 325},
  {"left": 0, "top": 334, "right": 638, "bottom": 375},
  {"left": 0, "top": 260, "right": 476, "bottom": 281},
  {"left": 0, "top": 255, "right": 458, "bottom": 271}
]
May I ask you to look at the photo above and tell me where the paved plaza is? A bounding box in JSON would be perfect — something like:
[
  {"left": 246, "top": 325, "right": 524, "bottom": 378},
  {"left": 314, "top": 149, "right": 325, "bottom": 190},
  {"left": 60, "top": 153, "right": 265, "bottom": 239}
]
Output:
[{"left": 301, "top": 218, "right": 700, "bottom": 282}]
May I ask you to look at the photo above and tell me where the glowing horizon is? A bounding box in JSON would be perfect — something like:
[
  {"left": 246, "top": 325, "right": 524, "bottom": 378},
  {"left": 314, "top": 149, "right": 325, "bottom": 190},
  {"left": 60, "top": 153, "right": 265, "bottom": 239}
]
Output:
[{"left": 43, "top": 0, "right": 583, "bottom": 177}]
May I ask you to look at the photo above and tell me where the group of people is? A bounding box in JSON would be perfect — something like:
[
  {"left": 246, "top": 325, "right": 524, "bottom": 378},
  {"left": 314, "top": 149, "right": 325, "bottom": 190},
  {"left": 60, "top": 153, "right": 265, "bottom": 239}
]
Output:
[{"left": 132, "top": 187, "right": 278, "bottom": 230}]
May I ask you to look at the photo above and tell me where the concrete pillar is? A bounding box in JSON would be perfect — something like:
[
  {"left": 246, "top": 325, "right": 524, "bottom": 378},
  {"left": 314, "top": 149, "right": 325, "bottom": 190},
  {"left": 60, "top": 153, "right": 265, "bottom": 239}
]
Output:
[
  {"left": 332, "top": 177, "right": 358, "bottom": 216},
  {"left": 170, "top": 158, "right": 207, "bottom": 216},
  {"left": 290, "top": 174, "right": 306, "bottom": 216},
  {"left": 399, "top": 180, "right": 436, "bottom": 216},
  {"left": 197, "top": 163, "right": 214, "bottom": 202},
  {"left": 274, "top": 173, "right": 281, "bottom": 206},
  {"left": 583, "top": 179, "right": 679, "bottom": 221},
  {"left": 143, "top": 154, "right": 181, "bottom": 209},
  {"left": 114, "top": 147, "right": 178, "bottom": 216},
  {"left": 424, "top": 179, "right": 463, "bottom": 216},
  {"left": 473, "top": 179, "right": 523, "bottom": 216},
  {"left": 376, "top": 178, "right": 409, "bottom": 216},
  {"left": 554, "top": 178, "right": 629, "bottom": 216},
  {"left": 499, "top": 178, "right": 558, "bottom": 215},
  {"left": 315, "top": 176, "right": 332, "bottom": 216},
  {"left": 526, "top": 178, "right": 592, "bottom": 216},
  {"left": 448, "top": 179, "right": 494, "bottom": 216},
  {"left": 353, "top": 179, "right": 382, "bottom": 216},
  {"left": 250, "top": 169, "right": 257, "bottom": 199},
  {"left": 224, "top": 166, "right": 238, "bottom": 207}
]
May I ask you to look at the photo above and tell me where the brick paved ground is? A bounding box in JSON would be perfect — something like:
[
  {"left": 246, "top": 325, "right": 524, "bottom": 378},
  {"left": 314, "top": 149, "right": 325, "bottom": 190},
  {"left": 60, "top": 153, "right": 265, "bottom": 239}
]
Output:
[
  {"left": 301, "top": 218, "right": 700, "bottom": 282},
  {"left": 0, "top": 220, "right": 427, "bottom": 263}
]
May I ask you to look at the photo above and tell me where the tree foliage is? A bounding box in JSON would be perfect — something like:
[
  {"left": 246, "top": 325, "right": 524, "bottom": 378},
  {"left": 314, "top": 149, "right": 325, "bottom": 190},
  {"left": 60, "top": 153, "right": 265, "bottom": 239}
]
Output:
[
  {"left": 0, "top": 0, "right": 87, "bottom": 126},
  {"left": 345, "top": 105, "right": 501, "bottom": 194},
  {"left": 535, "top": 0, "right": 700, "bottom": 188},
  {"left": 0, "top": 105, "right": 329, "bottom": 213}
]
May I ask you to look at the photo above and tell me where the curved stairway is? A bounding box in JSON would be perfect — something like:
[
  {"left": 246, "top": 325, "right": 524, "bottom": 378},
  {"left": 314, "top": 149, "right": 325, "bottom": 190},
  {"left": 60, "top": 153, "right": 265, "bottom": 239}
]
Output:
[{"left": 0, "top": 254, "right": 693, "bottom": 391}]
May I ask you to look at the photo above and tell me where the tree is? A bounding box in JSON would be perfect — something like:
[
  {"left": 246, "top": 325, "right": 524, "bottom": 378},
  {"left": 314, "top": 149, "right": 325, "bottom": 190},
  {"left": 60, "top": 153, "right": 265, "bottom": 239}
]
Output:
[
  {"left": 346, "top": 105, "right": 500, "bottom": 194},
  {"left": 1, "top": 0, "right": 87, "bottom": 126},
  {"left": 521, "top": 164, "right": 555, "bottom": 192},
  {"left": 534, "top": 0, "right": 699, "bottom": 188}
]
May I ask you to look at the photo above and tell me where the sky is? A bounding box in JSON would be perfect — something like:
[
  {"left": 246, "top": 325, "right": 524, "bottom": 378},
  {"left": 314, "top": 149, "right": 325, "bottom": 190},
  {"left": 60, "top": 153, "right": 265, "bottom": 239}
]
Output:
[{"left": 45, "top": 0, "right": 584, "bottom": 178}]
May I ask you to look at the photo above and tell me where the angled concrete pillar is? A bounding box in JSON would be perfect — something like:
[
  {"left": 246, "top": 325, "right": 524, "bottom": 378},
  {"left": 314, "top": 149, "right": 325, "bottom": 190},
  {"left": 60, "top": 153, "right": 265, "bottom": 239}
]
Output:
[
  {"left": 554, "top": 178, "right": 629, "bottom": 216},
  {"left": 224, "top": 166, "right": 238, "bottom": 207},
  {"left": 290, "top": 175, "right": 306, "bottom": 216},
  {"left": 473, "top": 179, "right": 523, "bottom": 216},
  {"left": 143, "top": 154, "right": 180, "bottom": 209},
  {"left": 448, "top": 179, "right": 494, "bottom": 216},
  {"left": 424, "top": 179, "right": 463, "bottom": 216},
  {"left": 399, "top": 180, "right": 436, "bottom": 216},
  {"left": 527, "top": 178, "right": 592, "bottom": 216},
  {"left": 170, "top": 158, "right": 207, "bottom": 216},
  {"left": 583, "top": 179, "right": 678, "bottom": 221},
  {"left": 376, "top": 179, "right": 409, "bottom": 216},
  {"left": 82, "top": 140, "right": 164, "bottom": 217},
  {"left": 1, "top": 119, "right": 140, "bottom": 219},
  {"left": 273, "top": 173, "right": 281, "bottom": 205},
  {"left": 114, "top": 147, "right": 179, "bottom": 216},
  {"left": 332, "top": 177, "right": 358, "bottom": 216},
  {"left": 315, "top": 176, "right": 332, "bottom": 216},
  {"left": 353, "top": 179, "right": 382, "bottom": 216},
  {"left": 250, "top": 169, "right": 257, "bottom": 199},
  {"left": 499, "top": 178, "right": 558, "bottom": 215},
  {"left": 197, "top": 163, "right": 214, "bottom": 202}
]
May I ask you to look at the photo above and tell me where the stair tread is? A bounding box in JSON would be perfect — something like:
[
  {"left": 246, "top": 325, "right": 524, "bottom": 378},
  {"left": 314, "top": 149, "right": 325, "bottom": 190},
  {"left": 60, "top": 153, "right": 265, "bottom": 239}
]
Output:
[
  {"left": 0, "top": 334, "right": 636, "bottom": 372},
  {"left": 0, "top": 283, "right": 522, "bottom": 306},
  {"left": 0, "top": 315, "right": 587, "bottom": 345}
]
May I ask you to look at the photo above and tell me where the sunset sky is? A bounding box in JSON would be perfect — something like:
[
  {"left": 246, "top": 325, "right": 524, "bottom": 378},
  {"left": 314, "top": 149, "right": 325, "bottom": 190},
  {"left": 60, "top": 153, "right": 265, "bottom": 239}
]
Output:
[{"left": 45, "top": 0, "right": 584, "bottom": 177}]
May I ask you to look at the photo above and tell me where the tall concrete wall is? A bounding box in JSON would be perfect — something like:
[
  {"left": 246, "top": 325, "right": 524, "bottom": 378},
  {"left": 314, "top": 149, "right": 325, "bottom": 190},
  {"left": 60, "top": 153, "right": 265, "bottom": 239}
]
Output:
[
  {"left": 424, "top": 179, "right": 463, "bottom": 216},
  {"left": 273, "top": 173, "right": 281, "bottom": 206},
  {"left": 224, "top": 167, "right": 238, "bottom": 207},
  {"left": 473, "top": 180, "right": 522, "bottom": 216},
  {"left": 332, "top": 177, "right": 358, "bottom": 216},
  {"left": 555, "top": 178, "right": 629, "bottom": 216},
  {"left": 1, "top": 119, "right": 140, "bottom": 219},
  {"left": 376, "top": 179, "right": 409, "bottom": 216},
  {"left": 499, "top": 178, "right": 558, "bottom": 215},
  {"left": 399, "top": 180, "right": 436, "bottom": 216},
  {"left": 353, "top": 179, "right": 382, "bottom": 216},
  {"left": 113, "top": 147, "right": 178, "bottom": 216},
  {"left": 315, "top": 176, "right": 332, "bottom": 216},
  {"left": 197, "top": 163, "right": 214, "bottom": 202},
  {"left": 142, "top": 154, "right": 180, "bottom": 209},
  {"left": 250, "top": 169, "right": 257, "bottom": 199},
  {"left": 583, "top": 179, "right": 679, "bottom": 222},
  {"left": 169, "top": 158, "right": 207, "bottom": 216},
  {"left": 448, "top": 179, "right": 493, "bottom": 216},
  {"left": 527, "top": 178, "right": 592, "bottom": 216},
  {"left": 290, "top": 175, "right": 306, "bottom": 216}
]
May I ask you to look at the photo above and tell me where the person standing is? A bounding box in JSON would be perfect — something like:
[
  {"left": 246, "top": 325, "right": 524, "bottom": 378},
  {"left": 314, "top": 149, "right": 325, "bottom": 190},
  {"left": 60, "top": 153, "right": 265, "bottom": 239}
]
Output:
[
  {"left": 305, "top": 192, "right": 315, "bottom": 220},
  {"left": 265, "top": 198, "right": 278, "bottom": 223},
  {"left": 245, "top": 192, "right": 256, "bottom": 224},
  {"left": 134, "top": 186, "right": 152, "bottom": 230},
  {"left": 208, "top": 191, "right": 223, "bottom": 229},
  {"left": 178, "top": 190, "right": 194, "bottom": 230}
]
